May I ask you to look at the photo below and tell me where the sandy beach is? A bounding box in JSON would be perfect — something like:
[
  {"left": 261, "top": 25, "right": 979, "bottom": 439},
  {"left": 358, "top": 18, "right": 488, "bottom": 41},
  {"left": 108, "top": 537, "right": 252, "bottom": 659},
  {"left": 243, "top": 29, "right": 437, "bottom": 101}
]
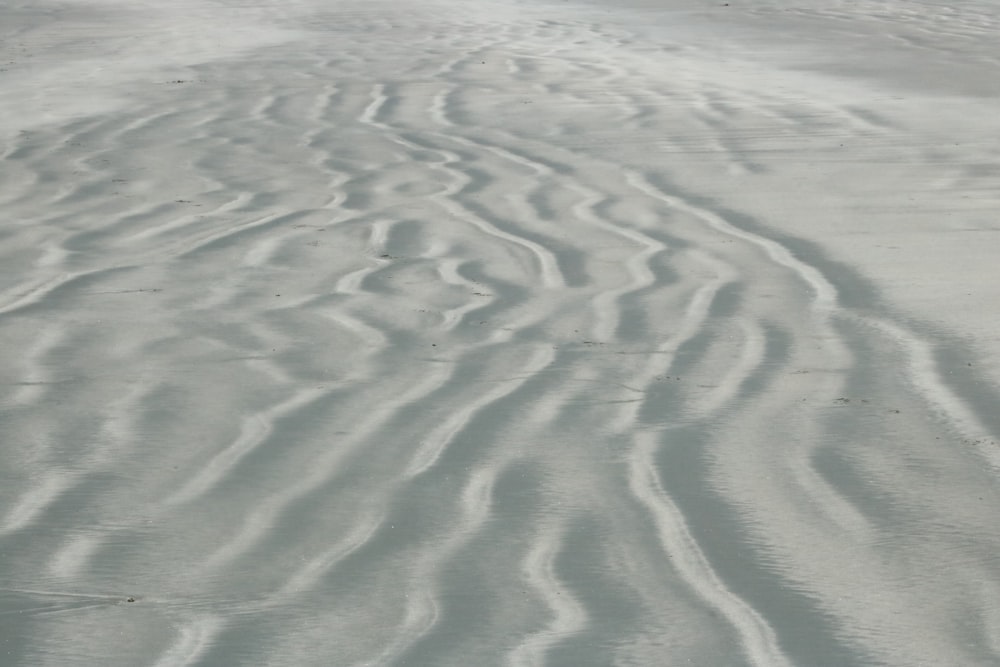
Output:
[{"left": 2, "top": 0, "right": 1000, "bottom": 665}]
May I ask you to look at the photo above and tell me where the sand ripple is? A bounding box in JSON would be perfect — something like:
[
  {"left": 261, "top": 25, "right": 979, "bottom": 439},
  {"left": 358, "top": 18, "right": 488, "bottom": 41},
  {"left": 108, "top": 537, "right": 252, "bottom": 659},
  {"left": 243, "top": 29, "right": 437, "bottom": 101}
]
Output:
[{"left": 3, "top": 1, "right": 1000, "bottom": 665}]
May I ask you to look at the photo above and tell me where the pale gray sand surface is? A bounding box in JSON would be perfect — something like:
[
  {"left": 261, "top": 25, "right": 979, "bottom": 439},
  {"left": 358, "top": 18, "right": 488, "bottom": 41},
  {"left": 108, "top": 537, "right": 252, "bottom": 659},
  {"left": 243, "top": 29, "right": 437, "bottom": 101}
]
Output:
[{"left": 2, "top": 1, "right": 1000, "bottom": 665}]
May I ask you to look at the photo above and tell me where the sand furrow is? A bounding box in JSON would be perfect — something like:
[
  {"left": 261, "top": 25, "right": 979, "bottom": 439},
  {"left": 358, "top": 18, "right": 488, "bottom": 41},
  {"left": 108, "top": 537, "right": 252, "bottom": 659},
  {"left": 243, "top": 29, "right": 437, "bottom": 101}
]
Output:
[
  {"left": 165, "top": 387, "right": 331, "bottom": 506},
  {"left": 200, "top": 365, "right": 455, "bottom": 570},
  {"left": 615, "top": 261, "right": 793, "bottom": 667},
  {"left": 149, "top": 616, "right": 223, "bottom": 667},
  {"left": 371, "top": 128, "right": 569, "bottom": 290},
  {"left": 507, "top": 521, "right": 588, "bottom": 667},
  {"left": 405, "top": 345, "right": 557, "bottom": 478},
  {"left": 370, "top": 467, "right": 502, "bottom": 665},
  {"left": 629, "top": 432, "right": 792, "bottom": 667}
]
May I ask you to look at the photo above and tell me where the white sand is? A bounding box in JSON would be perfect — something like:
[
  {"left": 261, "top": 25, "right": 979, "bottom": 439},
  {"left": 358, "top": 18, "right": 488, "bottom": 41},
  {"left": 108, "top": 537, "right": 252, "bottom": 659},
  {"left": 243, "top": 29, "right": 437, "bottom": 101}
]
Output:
[{"left": 2, "top": 0, "right": 999, "bottom": 665}]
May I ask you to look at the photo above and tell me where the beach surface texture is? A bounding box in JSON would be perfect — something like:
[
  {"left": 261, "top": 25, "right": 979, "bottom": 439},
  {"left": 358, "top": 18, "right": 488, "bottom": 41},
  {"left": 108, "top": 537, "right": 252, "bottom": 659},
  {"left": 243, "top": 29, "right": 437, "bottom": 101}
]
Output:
[{"left": 2, "top": 0, "right": 1000, "bottom": 665}]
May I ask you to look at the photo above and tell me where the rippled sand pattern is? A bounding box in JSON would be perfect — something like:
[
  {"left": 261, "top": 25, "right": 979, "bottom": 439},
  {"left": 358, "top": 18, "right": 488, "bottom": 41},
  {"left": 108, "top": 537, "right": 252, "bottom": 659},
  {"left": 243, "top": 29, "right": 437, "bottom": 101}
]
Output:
[{"left": 3, "top": 1, "right": 1000, "bottom": 665}]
